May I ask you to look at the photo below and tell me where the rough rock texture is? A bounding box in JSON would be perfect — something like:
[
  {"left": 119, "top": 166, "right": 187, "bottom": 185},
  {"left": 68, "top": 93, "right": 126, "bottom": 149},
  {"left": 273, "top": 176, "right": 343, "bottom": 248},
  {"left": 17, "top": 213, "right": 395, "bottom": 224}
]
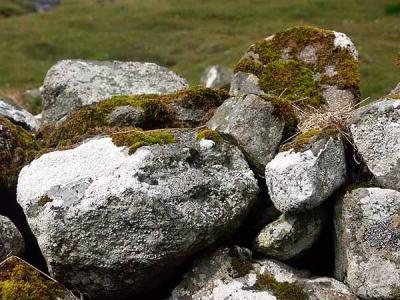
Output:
[
  {"left": 350, "top": 98, "right": 400, "bottom": 190},
  {"left": 232, "top": 26, "right": 359, "bottom": 110},
  {"left": 265, "top": 137, "right": 346, "bottom": 213},
  {"left": 207, "top": 94, "right": 284, "bottom": 174},
  {"left": 200, "top": 65, "right": 233, "bottom": 89},
  {"left": 17, "top": 129, "right": 258, "bottom": 299},
  {"left": 41, "top": 60, "right": 189, "bottom": 124},
  {"left": 106, "top": 105, "right": 144, "bottom": 127},
  {"left": 171, "top": 247, "right": 357, "bottom": 300},
  {"left": 254, "top": 209, "right": 325, "bottom": 260},
  {"left": 0, "top": 97, "right": 40, "bottom": 131},
  {"left": 229, "top": 72, "right": 265, "bottom": 97},
  {"left": 0, "top": 216, "right": 24, "bottom": 260},
  {"left": 335, "top": 188, "right": 400, "bottom": 299}
]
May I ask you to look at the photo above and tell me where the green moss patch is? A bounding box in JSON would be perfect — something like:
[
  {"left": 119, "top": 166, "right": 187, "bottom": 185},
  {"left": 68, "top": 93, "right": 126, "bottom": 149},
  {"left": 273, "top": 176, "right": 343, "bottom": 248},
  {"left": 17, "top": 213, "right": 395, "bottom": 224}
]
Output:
[
  {"left": 234, "top": 25, "right": 359, "bottom": 104},
  {"left": 112, "top": 129, "right": 175, "bottom": 154},
  {"left": 254, "top": 273, "right": 308, "bottom": 300},
  {"left": 0, "top": 116, "right": 38, "bottom": 190},
  {"left": 280, "top": 126, "right": 339, "bottom": 152},
  {"left": 196, "top": 128, "right": 224, "bottom": 144},
  {"left": 0, "top": 257, "right": 66, "bottom": 300}
]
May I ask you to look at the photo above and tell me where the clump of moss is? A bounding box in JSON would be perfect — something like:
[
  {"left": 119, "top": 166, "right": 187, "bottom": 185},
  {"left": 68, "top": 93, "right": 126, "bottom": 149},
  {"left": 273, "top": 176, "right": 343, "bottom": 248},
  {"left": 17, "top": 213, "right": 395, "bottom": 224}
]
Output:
[
  {"left": 280, "top": 126, "right": 339, "bottom": 152},
  {"left": 253, "top": 273, "right": 308, "bottom": 300},
  {"left": 0, "top": 116, "right": 38, "bottom": 190},
  {"left": 196, "top": 128, "right": 224, "bottom": 144},
  {"left": 259, "top": 60, "right": 322, "bottom": 106},
  {"left": 389, "top": 93, "right": 400, "bottom": 100},
  {"left": 112, "top": 129, "right": 175, "bottom": 154},
  {"left": 0, "top": 257, "right": 66, "bottom": 300},
  {"left": 228, "top": 248, "right": 253, "bottom": 278},
  {"left": 234, "top": 25, "right": 359, "bottom": 104},
  {"left": 37, "top": 195, "right": 53, "bottom": 207}
]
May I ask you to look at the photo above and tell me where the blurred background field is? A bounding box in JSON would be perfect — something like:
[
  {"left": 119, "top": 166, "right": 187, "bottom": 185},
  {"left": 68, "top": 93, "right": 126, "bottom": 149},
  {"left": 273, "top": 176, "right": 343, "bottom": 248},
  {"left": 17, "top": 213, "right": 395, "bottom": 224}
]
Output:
[{"left": 0, "top": 0, "right": 399, "bottom": 102}]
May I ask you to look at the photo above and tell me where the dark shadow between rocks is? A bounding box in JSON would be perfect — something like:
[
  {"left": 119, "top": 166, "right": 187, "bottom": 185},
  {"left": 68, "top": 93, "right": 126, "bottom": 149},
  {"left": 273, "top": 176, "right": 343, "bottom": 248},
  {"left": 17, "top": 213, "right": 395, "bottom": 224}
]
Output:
[{"left": 0, "top": 187, "right": 48, "bottom": 273}]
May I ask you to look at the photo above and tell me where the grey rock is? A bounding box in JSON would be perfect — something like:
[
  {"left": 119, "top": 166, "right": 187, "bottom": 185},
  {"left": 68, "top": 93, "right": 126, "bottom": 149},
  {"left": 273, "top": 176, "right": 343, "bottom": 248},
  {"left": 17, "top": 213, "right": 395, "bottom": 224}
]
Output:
[
  {"left": 229, "top": 72, "right": 265, "bottom": 97},
  {"left": 0, "top": 216, "right": 24, "bottom": 260},
  {"left": 200, "top": 65, "right": 233, "bottom": 89},
  {"left": 0, "top": 97, "right": 40, "bottom": 131},
  {"left": 171, "top": 247, "right": 357, "bottom": 300},
  {"left": 207, "top": 94, "right": 284, "bottom": 174},
  {"left": 107, "top": 105, "right": 144, "bottom": 127},
  {"left": 350, "top": 98, "right": 400, "bottom": 190},
  {"left": 265, "top": 137, "right": 346, "bottom": 213},
  {"left": 335, "top": 188, "right": 400, "bottom": 299},
  {"left": 254, "top": 209, "right": 325, "bottom": 260},
  {"left": 41, "top": 60, "right": 188, "bottom": 124},
  {"left": 17, "top": 129, "right": 258, "bottom": 299},
  {"left": 322, "top": 85, "right": 357, "bottom": 111}
]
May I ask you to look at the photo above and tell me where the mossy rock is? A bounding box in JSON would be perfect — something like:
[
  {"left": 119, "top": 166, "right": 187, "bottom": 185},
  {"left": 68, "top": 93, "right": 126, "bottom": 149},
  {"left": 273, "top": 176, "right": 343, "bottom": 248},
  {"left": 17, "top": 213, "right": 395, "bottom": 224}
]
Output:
[
  {"left": 234, "top": 25, "right": 360, "bottom": 108},
  {"left": 0, "top": 256, "right": 71, "bottom": 300},
  {"left": 196, "top": 128, "right": 224, "bottom": 144},
  {"left": 253, "top": 273, "right": 309, "bottom": 300},
  {"left": 0, "top": 116, "right": 38, "bottom": 190},
  {"left": 39, "top": 87, "right": 229, "bottom": 151}
]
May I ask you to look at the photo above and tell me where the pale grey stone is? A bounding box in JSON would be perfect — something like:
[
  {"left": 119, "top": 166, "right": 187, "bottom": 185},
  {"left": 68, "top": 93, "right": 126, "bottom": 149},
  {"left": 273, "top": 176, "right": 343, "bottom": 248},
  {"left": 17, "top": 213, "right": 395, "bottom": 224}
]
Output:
[
  {"left": 171, "top": 247, "right": 357, "bottom": 300},
  {"left": 207, "top": 94, "right": 284, "bottom": 174},
  {"left": 107, "top": 105, "right": 144, "bottom": 127},
  {"left": 0, "top": 216, "right": 24, "bottom": 260},
  {"left": 254, "top": 209, "right": 325, "bottom": 260},
  {"left": 41, "top": 60, "right": 188, "bottom": 124},
  {"left": 0, "top": 97, "right": 40, "bottom": 131},
  {"left": 17, "top": 129, "right": 258, "bottom": 299},
  {"left": 335, "top": 188, "right": 400, "bottom": 299},
  {"left": 350, "top": 98, "right": 400, "bottom": 190},
  {"left": 322, "top": 85, "right": 357, "bottom": 110},
  {"left": 265, "top": 138, "right": 346, "bottom": 213},
  {"left": 201, "top": 65, "right": 233, "bottom": 89},
  {"left": 229, "top": 72, "right": 265, "bottom": 97}
]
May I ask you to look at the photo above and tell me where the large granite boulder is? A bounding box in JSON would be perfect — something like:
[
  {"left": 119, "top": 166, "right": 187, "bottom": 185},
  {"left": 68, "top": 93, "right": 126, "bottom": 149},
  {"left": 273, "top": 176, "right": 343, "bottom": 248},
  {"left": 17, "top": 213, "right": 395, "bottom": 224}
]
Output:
[
  {"left": 200, "top": 65, "right": 233, "bottom": 89},
  {"left": 41, "top": 60, "right": 189, "bottom": 124},
  {"left": 231, "top": 26, "right": 360, "bottom": 110},
  {"left": 335, "top": 188, "right": 400, "bottom": 299},
  {"left": 171, "top": 247, "right": 357, "bottom": 300},
  {"left": 350, "top": 98, "right": 400, "bottom": 190},
  {"left": 206, "top": 94, "right": 288, "bottom": 174},
  {"left": 265, "top": 134, "right": 346, "bottom": 213},
  {"left": 254, "top": 209, "right": 325, "bottom": 260},
  {"left": 0, "top": 216, "right": 24, "bottom": 260},
  {"left": 0, "top": 116, "right": 38, "bottom": 191},
  {"left": 0, "top": 97, "right": 40, "bottom": 131},
  {"left": 17, "top": 129, "right": 258, "bottom": 299}
]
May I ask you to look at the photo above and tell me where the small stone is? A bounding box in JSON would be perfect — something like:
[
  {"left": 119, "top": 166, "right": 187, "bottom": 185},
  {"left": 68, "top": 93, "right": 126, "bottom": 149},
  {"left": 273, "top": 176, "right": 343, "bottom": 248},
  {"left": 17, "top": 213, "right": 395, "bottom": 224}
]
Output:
[
  {"left": 229, "top": 72, "right": 266, "bottom": 97},
  {"left": 107, "top": 105, "right": 144, "bottom": 127},
  {"left": 200, "top": 65, "right": 233, "bottom": 89}
]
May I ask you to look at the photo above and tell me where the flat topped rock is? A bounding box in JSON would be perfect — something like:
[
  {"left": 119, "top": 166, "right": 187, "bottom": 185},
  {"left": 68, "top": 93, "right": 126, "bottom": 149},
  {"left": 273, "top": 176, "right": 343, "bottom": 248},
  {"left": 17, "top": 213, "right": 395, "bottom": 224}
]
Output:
[{"left": 41, "top": 60, "right": 189, "bottom": 124}]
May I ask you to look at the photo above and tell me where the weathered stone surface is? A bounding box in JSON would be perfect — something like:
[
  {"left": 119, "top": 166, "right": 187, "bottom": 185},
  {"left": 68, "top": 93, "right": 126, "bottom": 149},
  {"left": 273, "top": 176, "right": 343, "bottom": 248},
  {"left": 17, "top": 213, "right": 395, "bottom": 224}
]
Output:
[
  {"left": 207, "top": 94, "right": 284, "bottom": 174},
  {"left": 17, "top": 129, "right": 258, "bottom": 299},
  {"left": 229, "top": 72, "right": 265, "bottom": 97},
  {"left": 0, "top": 97, "right": 40, "bottom": 131},
  {"left": 265, "top": 137, "right": 346, "bottom": 213},
  {"left": 0, "top": 216, "right": 24, "bottom": 260},
  {"left": 106, "top": 105, "right": 144, "bottom": 127},
  {"left": 171, "top": 247, "right": 357, "bottom": 300},
  {"left": 233, "top": 26, "right": 359, "bottom": 110},
  {"left": 350, "top": 98, "right": 400, "bottom": 190},
  {"left": 254, "top": 209, "right": 325, "bottom": 260},
  {"left": 41, "top": 60, "right": 189, "bottom": 124},
  {"left": 201, "top": 65, "right": 233, "bottom": 89},
  {"left": 335, "top": 188, "right": 400, "bottom": 299}
]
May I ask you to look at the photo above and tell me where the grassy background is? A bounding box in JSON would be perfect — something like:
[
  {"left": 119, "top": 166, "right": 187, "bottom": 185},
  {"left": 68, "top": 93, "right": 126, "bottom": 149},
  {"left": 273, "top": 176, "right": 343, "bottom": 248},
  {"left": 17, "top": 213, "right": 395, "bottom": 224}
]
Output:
[{"left": 0, "top": 0, "right": 399, "bottom": 100}]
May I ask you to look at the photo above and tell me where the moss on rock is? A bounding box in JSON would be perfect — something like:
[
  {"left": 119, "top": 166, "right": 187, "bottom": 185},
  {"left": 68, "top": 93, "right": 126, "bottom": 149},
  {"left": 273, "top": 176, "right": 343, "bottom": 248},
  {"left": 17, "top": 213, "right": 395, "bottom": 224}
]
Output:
[
  {"left": 234, "top": 25, "right": 359, "bottom": 104},
  {"left": 0, "top": 257, "right": 66, "bottom": 300},
  {"left": 0, "top": 116, "right": 38, "bottom": 190},
  {"left": 112, "top": 129, "right": 175, "bottom": 154},
  {"left": 196, "top": 128, "right": 224, "bottom": 144},
  {"left": 253, "top": 273, "right": 308, "bottom": 300}
]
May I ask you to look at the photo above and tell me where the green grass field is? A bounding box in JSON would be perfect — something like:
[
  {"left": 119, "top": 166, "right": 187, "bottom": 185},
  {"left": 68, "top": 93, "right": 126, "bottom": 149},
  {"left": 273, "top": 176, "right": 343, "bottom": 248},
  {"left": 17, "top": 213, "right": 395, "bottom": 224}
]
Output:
[{"left": 0, "top": 0, "right": 399, "bottom": 100}]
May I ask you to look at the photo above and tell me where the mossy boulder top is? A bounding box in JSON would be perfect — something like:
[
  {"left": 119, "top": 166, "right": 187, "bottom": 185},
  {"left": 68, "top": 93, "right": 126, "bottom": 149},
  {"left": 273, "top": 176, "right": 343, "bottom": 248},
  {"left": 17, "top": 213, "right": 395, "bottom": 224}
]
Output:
[
  {"left": 17, "top": 128, "right": 259, "bottom": 298},
  {"left": 41, "top": 59, "right": 189, "bottom": 125},
  {"left": 232, "top": 26, "right": 360, "bottom": 110}
]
